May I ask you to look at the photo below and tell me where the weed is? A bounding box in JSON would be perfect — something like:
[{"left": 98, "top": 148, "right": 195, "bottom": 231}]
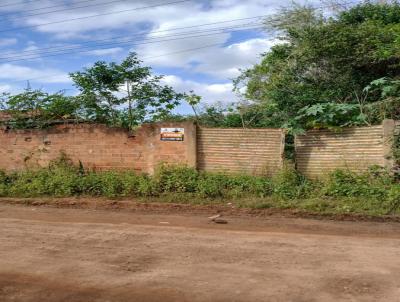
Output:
[{"left": 1, "top": 155, "right": 400, "bottom": 217}]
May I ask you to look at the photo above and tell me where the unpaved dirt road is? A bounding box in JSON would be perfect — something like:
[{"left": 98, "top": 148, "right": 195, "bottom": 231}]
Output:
[{"left": 0, "top": 203, "right": 400, "bottom": 302}]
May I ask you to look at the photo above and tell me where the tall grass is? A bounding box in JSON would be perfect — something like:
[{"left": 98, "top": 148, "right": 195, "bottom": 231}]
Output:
[{"left": 0, "top": 157, "right": 399, "bottom": 215}]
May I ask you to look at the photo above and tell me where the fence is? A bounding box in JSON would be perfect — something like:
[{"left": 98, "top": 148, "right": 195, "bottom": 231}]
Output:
[
  {"left": 295, "top": 120, "right": 397, "bottom": 178},
  {"left": 0, "top": 121, "right": 196, "bottom": 174},
  {"left": 197, "top": 127, "right": 285, "bottom": 176},
  {"left": 0, "top": 119, "right": 398, "bottom": 178}
]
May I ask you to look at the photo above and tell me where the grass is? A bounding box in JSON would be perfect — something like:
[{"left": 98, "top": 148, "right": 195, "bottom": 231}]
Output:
[{"left": 0, "top": 156, "right": 399, "bottom": 217}]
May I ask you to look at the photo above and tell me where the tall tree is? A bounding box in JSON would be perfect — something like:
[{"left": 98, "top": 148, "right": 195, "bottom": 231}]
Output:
[
  {"left": 70, "top": 52, "right": 184, "bottom": 128},
  {"left": 234, "top": 1, "right": 400, "bottom": 130}
]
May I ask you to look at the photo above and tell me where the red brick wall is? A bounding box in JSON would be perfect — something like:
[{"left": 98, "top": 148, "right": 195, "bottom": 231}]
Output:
[
  {"left": 0, "top": 111, "right": 12, "bottom": 122},
  {"left": 0, "top": 121, "right": 196, "bottom": 173}
]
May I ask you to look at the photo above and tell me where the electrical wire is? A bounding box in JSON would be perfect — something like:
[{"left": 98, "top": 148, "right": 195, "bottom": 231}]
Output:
[
  {"left": 0, "top": 15, "right": 266, "bottom": 58},
  {"left": 0, "top": 0, "right": 192, "bottom": 33},
  {"left": 0, "top": 0, "right": 356, "bottom": 33},
  {"left": 6, "top": 42, "right": 224, "bottom": 83},
  {"left": 0, "top": 25, "right": 264, "bottom": 63},
  {"left": 0, "top": 0, "right": 133, "bottom": 20},
  {"left": 0, "top": 22, "right": 263, "bottom": 61}
]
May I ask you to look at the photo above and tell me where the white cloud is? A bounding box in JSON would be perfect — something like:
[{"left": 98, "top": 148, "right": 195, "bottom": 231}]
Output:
[
  {"left": 0, "top": 64, "right": 70, "bottom": 84},
  {"left": 0, "top": 0, "right": 296, "bottom": 105},
  {"left": 0, "top": 38, "right": 17, "bottom": 48},
  {"left": 0, "top": 84, "right": 12, "bottom": 93},
  {"left": 162, "top": 75, "right": 236, "bottom": 104},
  {"left": 85, "top": 47, "right": 123, "bottom": 56},
  {"left": 140, "top": 37, "right": 279, "bottom": 79},
  {"left": 10, "top": 0, "right": 277, "bottom": 37}
]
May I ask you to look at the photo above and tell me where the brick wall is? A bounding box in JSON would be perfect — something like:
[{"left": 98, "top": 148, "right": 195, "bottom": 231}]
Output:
[
  {"left": 197, "top": 127, "right": 285, "bottom": 176},
  {"left": 0, "top": 121, "right": 196, "bottom": 174},
  {"left": 0, "top": 111, "right": 12, "bottom": 122}
]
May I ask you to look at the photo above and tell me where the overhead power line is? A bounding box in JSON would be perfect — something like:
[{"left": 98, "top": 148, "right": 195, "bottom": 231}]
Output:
[
  {"left": 0, "top": 22, "right": 263, "bottom": 61},
  {"left": 0, "top": 0, "right": 358, "bottom": 84},
  {"left": 0, "top": 15, "right": 266, "bottom": 58},
  {"left": 0, "top": 24, "right": 264, "bottom": 63},
  {"left": 0, "top": 0, "right": 356, "bottom": 34},
  {"left": 6, "top": 42, "right": 223, "bottom": 84},
  {"left": 0, "top": 0, "right": 48, "bottom": 9},
  {"left": 0, "top": 0, "right": 357, "bottom": 62},
  {"left": 0, "top": 0, "right": 192, "bottom": 33},
  {"left": 0, "top": 0, "right": 132, "bottom": 20}
]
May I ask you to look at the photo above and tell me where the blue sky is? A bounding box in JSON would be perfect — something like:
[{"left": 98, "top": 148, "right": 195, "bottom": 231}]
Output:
[{"left": 0, "top": 0, "right": 326, "bottom": 114}]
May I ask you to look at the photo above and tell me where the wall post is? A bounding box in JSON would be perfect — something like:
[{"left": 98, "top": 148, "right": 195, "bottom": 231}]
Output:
[
  {"left": 382, "top": 119, "right": 396, "bottom": 172},
  {"left": 185, "top": 121, "right": 197, "bottom": 169}
]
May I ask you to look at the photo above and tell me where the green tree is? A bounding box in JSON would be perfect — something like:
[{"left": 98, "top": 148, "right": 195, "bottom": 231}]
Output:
[
  {"left": 0, "top": 88, "right": 78, "bottom": 128},
  {"left": 70, "top": 52, "right": 184, "bottom": 128},
  {"left": 234, "top": 1, "right": 400, "bottom": 130}
]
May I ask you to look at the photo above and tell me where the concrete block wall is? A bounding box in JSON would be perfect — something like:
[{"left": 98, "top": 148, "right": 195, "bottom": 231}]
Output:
[
  {"left": 197, "top": 127, "right": 285, "bottom": 176},
  {"left": 295, "top": 120, "right": 397, "bottom": 178}
]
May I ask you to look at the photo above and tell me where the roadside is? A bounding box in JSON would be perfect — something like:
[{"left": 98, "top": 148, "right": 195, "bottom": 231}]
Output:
[
  {"left": 1, "top": 196, "right": 400, "bottom": 223},
  {"left": 1, "top": 203, "right": 400, "bottom": 302}
]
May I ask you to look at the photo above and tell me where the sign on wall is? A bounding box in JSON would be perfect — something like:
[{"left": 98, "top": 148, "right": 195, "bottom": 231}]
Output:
[{"left": 160, "top": 128, "right": 184, "bottom": 141}]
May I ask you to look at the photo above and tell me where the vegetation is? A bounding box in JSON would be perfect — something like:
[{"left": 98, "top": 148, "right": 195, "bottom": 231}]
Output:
[
  {"left": 70, "top": 52, "right": 186, "bottom": 128},
  {"left": 0, "top": 88, "right": 79, "bottom": 128},
  {"left": 0, "top": 158, "right": 399, "bottom": 216},
  {"left": 0, "top": 52, "right": 188, "bottom": 129},
  {"left": 0, "top": 2, "right": 399, "bottom": 217},
  {"left": 1, "top": 3, "right": 399, "bottom": 133},
  {"left": 233, "top": 1, "right": 400, "bottom": 132}
]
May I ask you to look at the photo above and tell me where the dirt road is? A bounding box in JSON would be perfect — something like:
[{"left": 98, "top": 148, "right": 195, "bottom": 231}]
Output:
[{"left": 0, "top": 203, "right": 399, "bottom": 302}]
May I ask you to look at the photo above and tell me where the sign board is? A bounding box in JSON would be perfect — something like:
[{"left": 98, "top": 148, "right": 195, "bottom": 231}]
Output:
[{"left": 160, "top": 128, "right": 184, "bottom": 141}]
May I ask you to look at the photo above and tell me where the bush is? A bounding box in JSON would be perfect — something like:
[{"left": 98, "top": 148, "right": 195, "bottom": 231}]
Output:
[
  {"left": 1, "top": 155, "right": 400, "bottom": 217},
  {"left": 322, "top": 168, "right": 391, "bottom": 199},
  {"left": 271, "top": 164, "right": 312, "bottom": 199},
  {"left": 387, "top": 184, "right": 400, "bottom": 214},
  {"left": 154, "top": 164, "right": 199, "bottom": 193},
  {"left": 0, "top": 170, "right": 8, "bottom": 196}
]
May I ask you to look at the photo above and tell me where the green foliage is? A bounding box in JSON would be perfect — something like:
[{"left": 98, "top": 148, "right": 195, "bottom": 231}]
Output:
[
  {"left": 70, "top": 52, "right": 184, "bottom": 128},
  {"left": 0, "top": 88, "right": 79, "bottom": 129},
  {"left": 234, "top": 2, "right": 400, "bottom": 130},
  {"left": 271, "top": 164, "right": 313, "bottom": 199},
  {"left": 295, "top": 102, "right": 367, "bottom": 130},
  {"left": 2, "top": 156, "right": 400, "bottom": 216},
  {"left": 387, "top": 184, "right": 400, "bottom": 213},
  {"left": 154, "top": 164, "right": 199, "bottom": 193},
  {"left": 363, "top": 77, "right": 400, "bottom": 122},
  {"left": 194, "top": 172, "right": 271, "bottom": 198},
  {"left": 322, "top": 168, "right": 392, "bottom": 198},
  {"left": 0, "top": 170, "right": 8, "bottom": 196}
]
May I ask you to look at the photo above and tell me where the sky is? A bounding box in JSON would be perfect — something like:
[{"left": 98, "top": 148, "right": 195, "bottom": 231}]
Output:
[{"left": 0, "top": 0, "right": 335, "bottom": 114}]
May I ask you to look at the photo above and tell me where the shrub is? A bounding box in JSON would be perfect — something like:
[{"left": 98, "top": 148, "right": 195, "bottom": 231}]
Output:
[
  {"left": 195, "top": 172, "right": 272, "bottom": 198},
  {"left": 271, "top": 164, "right": 312, "bottom": 199},
  {"left": 96, "top": 171, "right": 126, "bottom": 198},
  {"left": 387, "top": 184, "right": 400, "bottom": 214},
  {"left": 8, "top": 169, "right": 50, "bottom": 197},
  {"left": 154, "top": 164, "right": 198, "bottom": 193},
  {"left": 195, "top": 172, "right": 230, "bottom": 198},
  {"left": 223, "top": 174, "right": 272, "bottom": 198},
  {"left": 0, "top": 170, "right": 8, "bottom": 196},
  {"left": 119, "top": 172, "right": 157, "bottom": 197},
  {"left": 78, "top": 171, "right": 104, "bottom": 196},
  {"left": 1, "top": 155, "right": 400, "bottom": 217},
  {"left": 45, "top": 164, "right": 80, "bottom": 197},
  {"left": 322, "top": 169, "right": 391, "bottom": 199}
]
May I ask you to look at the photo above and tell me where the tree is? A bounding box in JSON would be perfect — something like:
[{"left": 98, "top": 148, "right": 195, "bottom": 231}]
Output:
[
  {"left": 70, "top": 52, "right": 184, "bottom": 128},
  {"left": 234, "top": 1, "right": 400, "bottom": 130},
  {"left": 0, "top": 88, "right": 78, "bottom": 128}
]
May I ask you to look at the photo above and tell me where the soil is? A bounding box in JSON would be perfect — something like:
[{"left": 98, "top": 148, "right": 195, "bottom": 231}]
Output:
[{"left": 0, "top": 199, "right": 400, "bottom": 301}]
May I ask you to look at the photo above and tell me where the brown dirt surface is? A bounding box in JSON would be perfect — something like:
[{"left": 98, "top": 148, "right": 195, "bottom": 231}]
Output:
[{"left": 0, "top": 201, "right": 400, "bottom": 301}]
